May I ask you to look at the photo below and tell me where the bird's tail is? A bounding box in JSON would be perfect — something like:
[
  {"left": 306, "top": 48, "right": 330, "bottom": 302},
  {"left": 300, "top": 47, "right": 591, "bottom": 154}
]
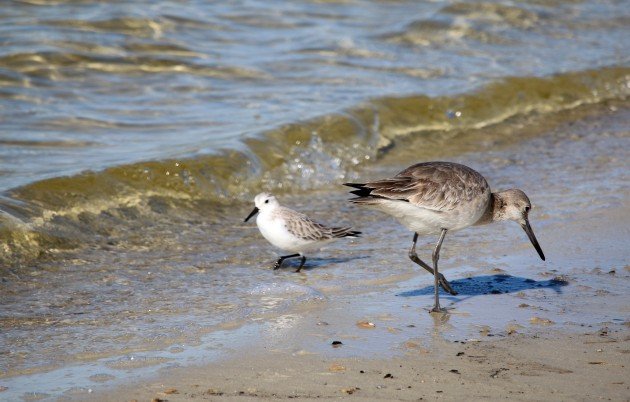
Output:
[{"left": 344, "top": 182, "right": 381, "bottom": 205}]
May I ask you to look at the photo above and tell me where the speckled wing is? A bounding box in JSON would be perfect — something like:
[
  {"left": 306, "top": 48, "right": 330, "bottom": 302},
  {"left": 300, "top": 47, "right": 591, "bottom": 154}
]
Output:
[
  {"left": 279, "top": 207, "right": 359, "bottom": 241},
  {"left": 346, "top": 162, "right": 490, "bottom": 212}
]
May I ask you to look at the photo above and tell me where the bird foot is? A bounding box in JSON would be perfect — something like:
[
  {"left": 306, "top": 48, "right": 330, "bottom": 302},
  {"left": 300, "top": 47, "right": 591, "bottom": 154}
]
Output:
[
  {"left": 429, "top": 305, "right": 447, "bottom": 314},
  {"left": 438, "top": 274, "right": 458, "bottom": 295}
]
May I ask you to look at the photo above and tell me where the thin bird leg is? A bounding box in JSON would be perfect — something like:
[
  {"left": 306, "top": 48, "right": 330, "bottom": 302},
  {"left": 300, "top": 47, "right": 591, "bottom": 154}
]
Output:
[
  {"left": 430, "top": 229, "right": 448, "bottom": 313},
  {"left": 408, "top": 233, "right": 458, "bottom": 295},
  {"left": 274, "top": 253, "right": 300, "bottom": 270},
  {"left": 295, "top": 256, "right": 307, "bottom": 273}
]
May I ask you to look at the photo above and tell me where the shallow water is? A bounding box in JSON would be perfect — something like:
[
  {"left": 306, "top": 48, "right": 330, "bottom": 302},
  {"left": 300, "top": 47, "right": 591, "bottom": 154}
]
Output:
[
  {"left": 0, "top": 0, "right": 629, "bottom": 400},
  {"left": 1, "top": 2, "right": 629, "bottom": 255},
  {"left": 1, "top": 0, "right": 629, "bottom": 189}
]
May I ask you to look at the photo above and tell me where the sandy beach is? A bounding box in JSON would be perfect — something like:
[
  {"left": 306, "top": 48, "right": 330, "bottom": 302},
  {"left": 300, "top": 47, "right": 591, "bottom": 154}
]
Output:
[{"left": 97, "top": 330, "right": 629, "bottom": 401}]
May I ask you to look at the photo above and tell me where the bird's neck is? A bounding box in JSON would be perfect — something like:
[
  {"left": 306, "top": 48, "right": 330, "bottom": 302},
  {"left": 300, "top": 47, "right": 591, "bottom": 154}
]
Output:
[{"left": 475, "top": 192, "right": 500, "bottom": 226}]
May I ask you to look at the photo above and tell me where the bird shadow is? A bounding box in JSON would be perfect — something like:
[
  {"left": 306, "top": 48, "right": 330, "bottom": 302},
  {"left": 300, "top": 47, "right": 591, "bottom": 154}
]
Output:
[
  {"left": 277, "top": 255, "right": 370, "bottom": 271},
  {"left": 397, "top": 274, "right": 569, "bottom": 298}
]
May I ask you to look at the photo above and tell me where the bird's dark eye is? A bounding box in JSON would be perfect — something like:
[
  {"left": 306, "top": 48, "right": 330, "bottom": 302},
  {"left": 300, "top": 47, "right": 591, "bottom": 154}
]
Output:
[
  {"left": 525, "top": 206, "right": 530, "bottom": 212},
  {"left": 265, "top": 199, "right": 269, "bottom": 204}
]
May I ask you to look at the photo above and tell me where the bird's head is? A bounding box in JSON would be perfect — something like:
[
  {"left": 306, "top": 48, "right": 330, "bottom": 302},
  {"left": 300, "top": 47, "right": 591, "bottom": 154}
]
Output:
[
  {"left": 244, "top": 192, "right": 279, "bottom": 222},
  {"left": 494, "top": 189, "right": 545, "bottom": 261}
]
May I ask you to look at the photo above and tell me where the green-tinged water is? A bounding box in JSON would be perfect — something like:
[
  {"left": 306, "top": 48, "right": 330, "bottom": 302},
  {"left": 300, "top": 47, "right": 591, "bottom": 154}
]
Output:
[
  {"left": 1, "top": 0, "right": 629, "bottom": 264},
  {"left": 0, "top": 0, "right": 629, "bottom": 399},
  {"left": 2, "top": 67, "right": 629, "bottom": 266}
]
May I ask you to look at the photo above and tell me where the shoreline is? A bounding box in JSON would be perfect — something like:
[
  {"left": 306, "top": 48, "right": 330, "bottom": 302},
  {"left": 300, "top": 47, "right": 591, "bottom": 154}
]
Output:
[
  {"left": 2, "top": 100, "right": 629, "bottom": 401},
  {"left": 91, "top": 101, "right": 630, "bottom": 401},
  {"left": 2, "top": 0, "right": 629, "bottom": 398}
]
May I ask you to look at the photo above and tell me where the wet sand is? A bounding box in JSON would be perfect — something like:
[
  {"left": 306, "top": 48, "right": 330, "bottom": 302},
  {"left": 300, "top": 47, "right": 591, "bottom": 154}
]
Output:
[
  {"left": 97, "top": 330, "right": 629, "bottom": 401},
  {"left": 90, "top": 193, "right": 630, "bottom": 401},
  {"left": 86, "top": 103, "right": 630, "bottom": 401}
]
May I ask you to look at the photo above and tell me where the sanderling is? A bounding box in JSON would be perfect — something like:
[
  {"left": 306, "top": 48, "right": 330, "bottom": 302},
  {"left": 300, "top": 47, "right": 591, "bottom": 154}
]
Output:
[
  {"left": 244, "top": 192, "right": 361, "bottom": 272},
  {"left": 345, "top": 161, "right": 545, "bottom": 313}
]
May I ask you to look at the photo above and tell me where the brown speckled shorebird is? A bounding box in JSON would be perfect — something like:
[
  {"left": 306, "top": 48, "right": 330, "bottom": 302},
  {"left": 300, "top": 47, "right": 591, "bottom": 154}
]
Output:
[
  {"left": 345, "top": 161, "right": 545, "bottom": 313},
  {"left": 244, "top": 193, "right": 361, "bottom": 272}
]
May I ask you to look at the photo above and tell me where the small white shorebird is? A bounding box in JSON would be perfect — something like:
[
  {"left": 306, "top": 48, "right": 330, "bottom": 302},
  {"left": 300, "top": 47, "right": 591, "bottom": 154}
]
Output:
[
  {"left": 244, "top": 193, "right": 361, "bottom": 272},
  {"left": 345, "top": 161, "right": 545, "bottom": 313}
]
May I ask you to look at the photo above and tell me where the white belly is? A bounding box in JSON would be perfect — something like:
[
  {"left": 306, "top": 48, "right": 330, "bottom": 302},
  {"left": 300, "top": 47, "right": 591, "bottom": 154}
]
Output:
[
  {"left": 373, "top": 199, "right": 487, "bottom": 235},
  {"left": 256, "top": 212, "right": 327, "bottom": 253}
]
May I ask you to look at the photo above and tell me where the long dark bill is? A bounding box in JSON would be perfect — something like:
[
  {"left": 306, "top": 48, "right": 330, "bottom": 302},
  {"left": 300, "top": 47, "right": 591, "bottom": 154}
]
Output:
[
  {"left": 521, "top": 219, "right": 545, "bottom": 261},
  {"left": 244, "top": 207, "right": 259, "bottom": 222}
]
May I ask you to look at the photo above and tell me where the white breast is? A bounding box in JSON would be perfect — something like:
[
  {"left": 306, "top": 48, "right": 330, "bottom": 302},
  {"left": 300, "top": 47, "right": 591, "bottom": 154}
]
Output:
[{"left": 256, "top": 211, "right": 325, "bottom": 253}]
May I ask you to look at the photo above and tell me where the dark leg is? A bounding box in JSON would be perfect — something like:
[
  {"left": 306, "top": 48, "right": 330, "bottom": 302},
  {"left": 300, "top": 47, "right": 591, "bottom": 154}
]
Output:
[
  {"left": 274, "top": 253, "right": 300, "bottom": 270},
  {"left": 295, "top": 256, "right": 307, "bottom": 273},
  {"left": 430, "top": 229, "right": 448, "bottom": 313},
  {"left": 408, "top": 233, "right": 458, "bottom": 295}
]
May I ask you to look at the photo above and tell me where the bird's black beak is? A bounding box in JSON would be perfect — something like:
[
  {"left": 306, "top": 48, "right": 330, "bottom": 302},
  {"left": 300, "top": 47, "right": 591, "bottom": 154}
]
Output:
[
  {"left": 521, "top": 219, "right": 545, "bottom": 261},
  {"left": 244, "top": 207, "right": 259, "bottom": 222}
]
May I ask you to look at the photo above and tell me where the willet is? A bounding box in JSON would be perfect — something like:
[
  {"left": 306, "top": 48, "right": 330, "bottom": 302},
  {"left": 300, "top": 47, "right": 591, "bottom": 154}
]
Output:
[
  {"left": 244, "top": 192, "right": 361, "bottom": 272},
  {"left": 345, "top": 161, "right": 545, "bottom": 313}
]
